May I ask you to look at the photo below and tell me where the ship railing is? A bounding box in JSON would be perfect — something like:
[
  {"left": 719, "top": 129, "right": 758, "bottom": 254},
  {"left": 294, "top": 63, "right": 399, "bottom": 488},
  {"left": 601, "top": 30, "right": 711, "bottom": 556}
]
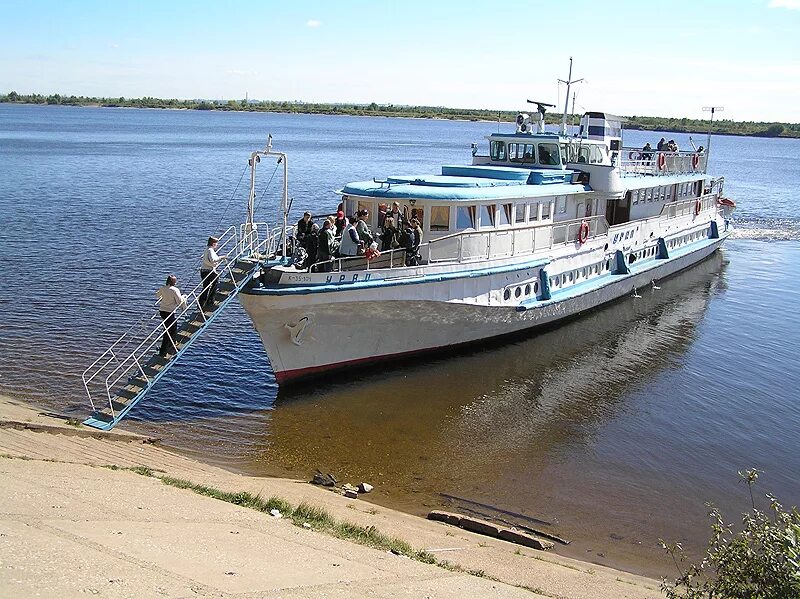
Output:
[
  {"left": 659, "top": 193, "right": 718, "bottom": 220},
  {"left": 619, "top": 148, "right": 708, "bottom": 177},
  {"left": 426, "top": 215, "right": 609, "bottom": 264},
  {"left": 81, "top": 224, "right": 278, "bottom": 419},
  {"left": 306, "top": 215, "right": 609, "bottom": 272}
]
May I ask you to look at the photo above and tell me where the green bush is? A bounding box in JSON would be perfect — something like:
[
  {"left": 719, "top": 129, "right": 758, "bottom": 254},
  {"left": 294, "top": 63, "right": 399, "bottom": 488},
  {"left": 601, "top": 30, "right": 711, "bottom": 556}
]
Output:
[{"left": 661, "top": 469, "right": 800, "bottom": 598}]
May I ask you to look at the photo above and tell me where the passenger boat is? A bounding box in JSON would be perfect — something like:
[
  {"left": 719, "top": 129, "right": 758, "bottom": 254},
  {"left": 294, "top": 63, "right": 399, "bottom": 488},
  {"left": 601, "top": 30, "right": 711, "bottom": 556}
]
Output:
[{"left": 238, "top": 108, "right": 734, "bottom": 384}]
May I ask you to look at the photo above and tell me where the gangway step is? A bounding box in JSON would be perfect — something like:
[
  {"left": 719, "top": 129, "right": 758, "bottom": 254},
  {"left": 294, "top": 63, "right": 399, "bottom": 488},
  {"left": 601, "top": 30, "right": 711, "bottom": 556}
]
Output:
[{"left": 82, "top": 255, "right": 266, "bottom": 431}]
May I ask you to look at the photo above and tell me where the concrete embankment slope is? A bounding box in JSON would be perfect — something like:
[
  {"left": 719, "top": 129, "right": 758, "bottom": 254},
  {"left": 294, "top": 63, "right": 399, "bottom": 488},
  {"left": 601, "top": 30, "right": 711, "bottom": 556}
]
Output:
[{"left": 0, "top": 396, "right": 661, "bottom": 598}]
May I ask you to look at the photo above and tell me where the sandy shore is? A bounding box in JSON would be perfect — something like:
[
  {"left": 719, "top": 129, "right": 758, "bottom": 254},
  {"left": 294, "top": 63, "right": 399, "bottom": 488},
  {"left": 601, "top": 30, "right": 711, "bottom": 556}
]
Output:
[{"left": 0, "top": 395, "right": 662, "bottom": 598}]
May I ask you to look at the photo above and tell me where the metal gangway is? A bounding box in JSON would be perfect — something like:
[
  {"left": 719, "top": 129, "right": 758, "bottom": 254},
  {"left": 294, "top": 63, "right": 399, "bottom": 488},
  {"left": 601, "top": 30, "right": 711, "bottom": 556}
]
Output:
[{"left": 81, "top": 223, "right": 281, "bottom": 430}]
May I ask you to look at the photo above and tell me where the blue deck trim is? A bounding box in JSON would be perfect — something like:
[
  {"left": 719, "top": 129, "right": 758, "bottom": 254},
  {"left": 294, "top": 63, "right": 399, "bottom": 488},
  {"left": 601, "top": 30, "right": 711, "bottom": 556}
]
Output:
[
  {"left": 615, "top": 250, "right": 630, "bottom": 274},
  {"left": 516, "top": 234, "right": 725, "bottom": 312},
  {"left": 657, "top": 237, "right": 669, "bottom": 259},
  {"left": 247, "top": 257, "right": 551, "bottom": 296},
  {"left": 539, "top": 268, "right": 552, "bottom": 301}
]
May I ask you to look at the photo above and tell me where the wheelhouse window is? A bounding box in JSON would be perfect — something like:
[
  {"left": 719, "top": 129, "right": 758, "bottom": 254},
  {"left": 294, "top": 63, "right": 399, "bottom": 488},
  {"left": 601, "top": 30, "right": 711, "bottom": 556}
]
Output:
[
  {"left": 498, "top": 203, "right": 512, "bottom": 226},
  {"left": 430, "top": 206, "right": 450, "bottom": 231},
  {"left": 456, "top": 205, "right": 476, "bottom": 229},
  {"left": 528, "top": 202, "right": 539, "bottom": 221},
  {"left": 515, "top": 204, "right": 526, "bottom": 223},
  {"left": 538, "top": 143, "right": 560, "bottom": 166},
  {"left": 490, "top": 140, "right": 507, "bottom": 161},
  {"left": 479, "top": 204, "right": 495, "bottom": 228},
  {"left": 508, "top": 143, "right": 536, "bottom": 164}
]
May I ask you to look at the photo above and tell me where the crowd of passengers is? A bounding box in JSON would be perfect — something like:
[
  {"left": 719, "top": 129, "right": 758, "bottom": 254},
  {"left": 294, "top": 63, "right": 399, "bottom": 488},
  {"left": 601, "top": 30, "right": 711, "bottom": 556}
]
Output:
[
  {"left": 293, "top": 200, "right": 424, "bottom": 271},
  {"left": 638, "top": 138, "right": 704, "bottom": 161}
]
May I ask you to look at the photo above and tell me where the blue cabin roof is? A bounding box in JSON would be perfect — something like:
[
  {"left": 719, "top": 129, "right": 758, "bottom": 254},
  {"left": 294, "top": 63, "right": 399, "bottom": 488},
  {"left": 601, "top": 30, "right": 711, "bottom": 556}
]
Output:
[{"left": 341, "top": 165, "right": 589, "bottom": 201}]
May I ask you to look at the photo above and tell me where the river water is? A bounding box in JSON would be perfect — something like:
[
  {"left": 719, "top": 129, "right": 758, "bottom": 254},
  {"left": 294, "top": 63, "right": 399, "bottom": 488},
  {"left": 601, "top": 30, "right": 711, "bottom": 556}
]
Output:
[{"left": 1, "top": 104, "right": 799, "bottom": 577}]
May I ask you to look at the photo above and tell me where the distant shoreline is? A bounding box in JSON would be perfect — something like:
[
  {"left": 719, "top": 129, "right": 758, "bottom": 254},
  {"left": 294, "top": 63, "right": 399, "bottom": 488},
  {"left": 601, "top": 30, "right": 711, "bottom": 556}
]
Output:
[{"left": 2, "top": 94, "right": 798, "bottom": 139}]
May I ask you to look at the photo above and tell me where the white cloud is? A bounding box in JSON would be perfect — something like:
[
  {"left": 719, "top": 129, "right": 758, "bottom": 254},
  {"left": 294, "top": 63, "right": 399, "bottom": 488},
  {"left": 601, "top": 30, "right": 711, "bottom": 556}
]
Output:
[
  {"left": 768, "top": 0, "right": 800, "bottom": 10},
  {"left": 306, "top": 19, "right": 321, "bottom": 28}
]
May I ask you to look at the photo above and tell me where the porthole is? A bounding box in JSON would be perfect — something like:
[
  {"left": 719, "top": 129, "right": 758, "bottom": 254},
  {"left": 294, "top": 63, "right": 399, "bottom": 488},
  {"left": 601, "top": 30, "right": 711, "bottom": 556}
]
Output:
[
  {"left": 561, "top": 274, "right": 567, "bottom": 285},
  {"left": 515, "top": 287, "right": 522, "bottom": 298},
  {"left": 533, "top": 281, "right": 539, "bottom": 293},
  {"left": 525, "top": 284, "right": 531, "bottom": 295},
  {"left": 606, "top": 260, "right": 612, "bottom": 271},
  {"left": 569, "top": 272, "right": 574, "bottom": 282},
  {"left": 629, "top": 253, "right": 636, "bottom": 264},
  {"left": 582, "top": 267, "right": 587, "bottom": 278},
  {"left": 504, "top": 289, "right": 511, "bottom": 301},
  {"left": 551, "top": 277, "right": 558, "bottom": 287}
]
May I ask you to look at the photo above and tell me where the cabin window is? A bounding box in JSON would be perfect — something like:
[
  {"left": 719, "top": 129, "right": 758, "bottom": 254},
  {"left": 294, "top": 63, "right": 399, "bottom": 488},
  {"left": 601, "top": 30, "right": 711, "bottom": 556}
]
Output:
[
  {"left": 666, "top": 186, "right": 673, "bottom": 201},
  {"left": 632, "top": 190, "right": 639, "bottom": 206},
  {"left": 430, "top": 206, "right": 450, "bottom": 231},
  {"left": 659, "top": 186, "right": 666, "bottom": 202},
  {"left": 556, "top": 196, "right": 567, "bottom": 214},
  {"left": 538, "top": 143, "right": 560, "bottom": 166},
  {"left": 578, "top": 146, "right": 590, "bottom": 163},
  {"left": 498, "top": 203, "right": 512, "bottom": 226},
  {"left": 515, "top": 204, "right": 526, "bottom": 223},
  {"left": 541, "top": 201, "right": 551, "bottom": 219},
  {"left": 509, "top": 143, "right": 536, "bottom": 164},
  {"left": 646, "top": 188, "right": 654, "bottom": 202},
  {"left": 589, "top": 145, "right": 604, "bottom": 164},
  {"left": 456, "top": 205, "right": 476, "bottom": 229},
  {"left": 479, "top": 204, "right": 495, "bottom": 228},
  {"left": 528, "top": 202, "right": 539, "bottom": 221},
  {"left": 490, "top": 141, "right": 507, "bottom": 161}
]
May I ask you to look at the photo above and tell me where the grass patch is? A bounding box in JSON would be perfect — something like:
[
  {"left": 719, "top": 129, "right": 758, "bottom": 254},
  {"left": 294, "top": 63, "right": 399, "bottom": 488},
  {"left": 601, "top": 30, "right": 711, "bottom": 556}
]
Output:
[
  {"left": 156, "top": 479, "right": 439, "bottom": 566},
  {"left": 65, "top": 418, "right": 83, "bottom": 427},
  {"left": 160, "top": 476, "right": 291, "bottom": 515}
]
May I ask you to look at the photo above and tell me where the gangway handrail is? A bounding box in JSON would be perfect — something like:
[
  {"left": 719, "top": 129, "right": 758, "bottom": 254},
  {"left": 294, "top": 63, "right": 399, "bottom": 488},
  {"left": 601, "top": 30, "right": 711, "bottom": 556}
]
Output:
[
  {"left": 81, "top": 224, "right": 241, "bottom": 390},
  {"left": 83, "top": 224, "right": 278, "bottom": 420}
]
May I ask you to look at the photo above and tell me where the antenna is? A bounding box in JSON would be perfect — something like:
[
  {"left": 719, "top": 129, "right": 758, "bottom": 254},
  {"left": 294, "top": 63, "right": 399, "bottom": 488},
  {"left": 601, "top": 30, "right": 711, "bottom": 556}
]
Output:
[
  {"left": 558, "top": 57, "right": 584, "bottom": 136},
  {"left": 702, "top": 106, "right": 723, "bottom": 165}
]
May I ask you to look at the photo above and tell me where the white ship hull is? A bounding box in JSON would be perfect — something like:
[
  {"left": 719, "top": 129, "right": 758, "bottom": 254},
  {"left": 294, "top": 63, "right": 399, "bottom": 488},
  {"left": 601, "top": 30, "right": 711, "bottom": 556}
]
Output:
[{"left": 239, "top": 227, "right": 727, "bottom": 383}]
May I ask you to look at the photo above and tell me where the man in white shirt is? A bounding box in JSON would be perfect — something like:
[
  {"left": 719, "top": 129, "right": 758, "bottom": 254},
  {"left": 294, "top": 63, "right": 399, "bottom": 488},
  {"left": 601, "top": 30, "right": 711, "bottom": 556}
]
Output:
[
  {"left": 156, "top": 274, "right": 186, "bottom": 356},
  {"left": 200, "top": 236, "right": 224, "bottom": 309}
]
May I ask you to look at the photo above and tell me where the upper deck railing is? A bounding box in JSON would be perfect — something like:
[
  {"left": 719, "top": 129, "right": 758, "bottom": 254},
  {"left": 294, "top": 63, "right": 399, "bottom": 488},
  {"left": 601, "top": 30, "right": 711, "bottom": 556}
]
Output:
[{"left": 619, "top": 148, "right": 707, "bottom": 177}]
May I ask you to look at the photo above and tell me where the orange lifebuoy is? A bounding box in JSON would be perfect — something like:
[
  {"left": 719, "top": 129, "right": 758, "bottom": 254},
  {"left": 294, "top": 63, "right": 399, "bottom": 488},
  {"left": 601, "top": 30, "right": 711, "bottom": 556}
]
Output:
[
  {"left": 717, "top": 197, "right": 736, "bottom": 208},
  {"left": 657, "top": 153, "right": 666, "bottom": 170},
  {"left": 578, "top": 221, "right": 590, "bottom": 244},
  {"left": 695, "top": 199, "right": 702, "bottom": 216},
  {"left": 692, "top": 154, "right": 700, "bottom": 169},
  {"left": 365, "top": 247, "right": 381, "bottom": 261}
]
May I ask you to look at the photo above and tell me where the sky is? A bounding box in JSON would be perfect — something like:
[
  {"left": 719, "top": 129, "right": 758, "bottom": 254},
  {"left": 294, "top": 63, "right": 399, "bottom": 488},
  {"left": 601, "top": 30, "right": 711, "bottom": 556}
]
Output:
[{"left": 0, "top": 0, "right": 798, "bottom": 122}]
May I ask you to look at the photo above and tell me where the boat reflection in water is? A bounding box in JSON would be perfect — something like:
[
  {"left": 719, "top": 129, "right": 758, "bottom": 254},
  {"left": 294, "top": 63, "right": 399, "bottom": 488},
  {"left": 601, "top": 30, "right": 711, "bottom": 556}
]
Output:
[{"left": 236, "top": 251, "right": 726, "bottom": 576}]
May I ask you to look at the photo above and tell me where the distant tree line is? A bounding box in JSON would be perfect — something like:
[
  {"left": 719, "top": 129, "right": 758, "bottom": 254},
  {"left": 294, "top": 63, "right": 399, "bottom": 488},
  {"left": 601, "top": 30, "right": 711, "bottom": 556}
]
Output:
[{"left": 2, "top": 91, "right": 797, "bottom": 139}]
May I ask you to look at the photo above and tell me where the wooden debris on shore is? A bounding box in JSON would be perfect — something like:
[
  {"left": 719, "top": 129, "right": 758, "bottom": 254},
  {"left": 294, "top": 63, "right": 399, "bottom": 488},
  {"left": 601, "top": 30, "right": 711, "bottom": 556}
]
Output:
[{"left": 427, "top": 510, "right": 555, "bottom": 551}]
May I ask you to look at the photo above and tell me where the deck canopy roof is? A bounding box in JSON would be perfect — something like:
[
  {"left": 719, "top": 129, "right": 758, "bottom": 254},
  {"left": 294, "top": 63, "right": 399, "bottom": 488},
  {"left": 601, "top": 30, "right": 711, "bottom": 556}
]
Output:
[{"left": 341, "top": 165, "right": 590, "bottom": 201}]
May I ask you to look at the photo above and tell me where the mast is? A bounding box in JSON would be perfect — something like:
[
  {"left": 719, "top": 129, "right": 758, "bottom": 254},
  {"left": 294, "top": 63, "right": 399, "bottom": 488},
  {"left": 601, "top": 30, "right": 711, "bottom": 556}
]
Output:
[
  {"left": 702, "top": 106, "right": 723, "bottom": 171},
  {"left": 559, "top": 57, "right": 584, "bottom": 136}
]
